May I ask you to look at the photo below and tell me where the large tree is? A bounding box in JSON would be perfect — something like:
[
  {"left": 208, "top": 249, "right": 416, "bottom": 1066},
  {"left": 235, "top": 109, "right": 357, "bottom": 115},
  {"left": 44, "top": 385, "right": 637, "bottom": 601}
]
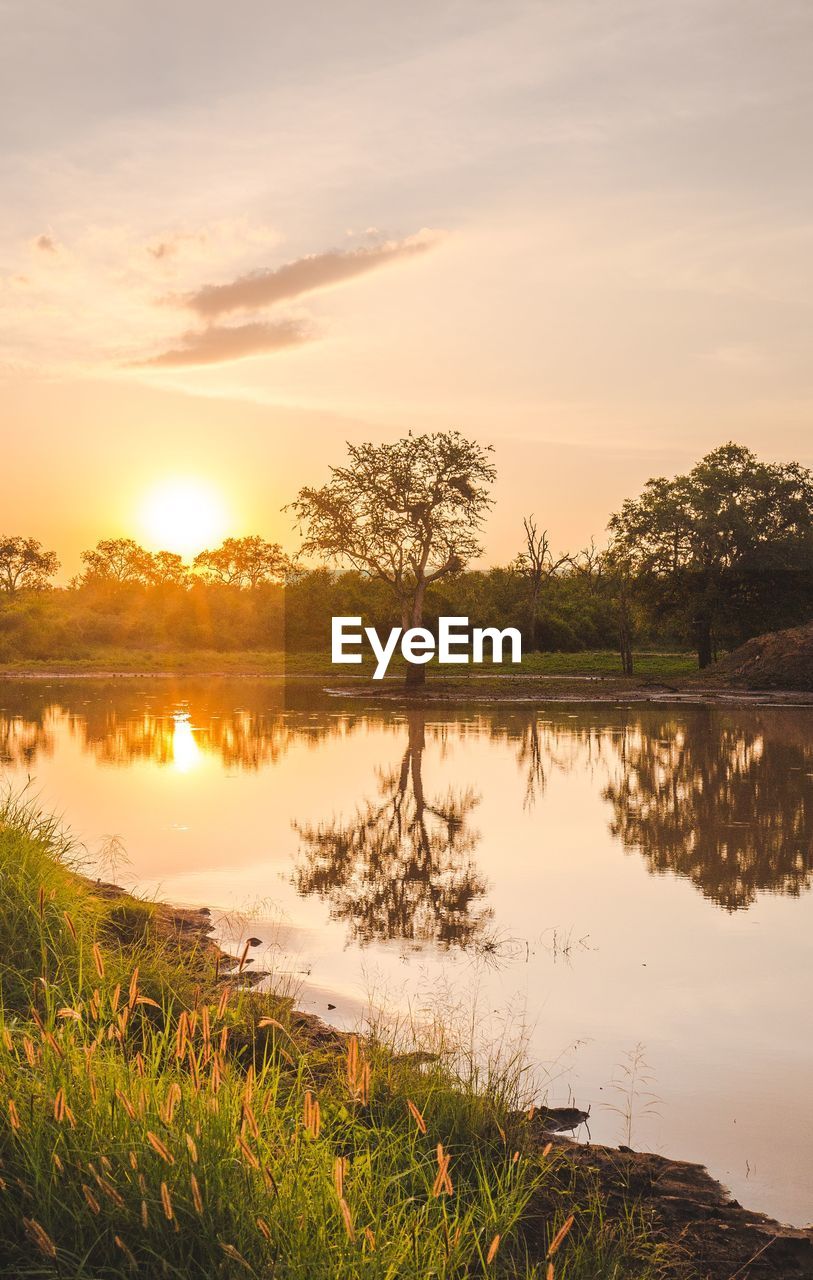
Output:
[
  {"left": 288, "top": 431, "right": 496, "bottom": 685},
  {"left": 193, "top": 535, "right": 289, "bottom": 588},
  {"left": 0, "top": 536, "right": 59, "bottom": 593},
  {"left": 608, "top": 443, "right": 813, "bottom": 667},
  {"left": 78, "top": 538, "right": 155, "bottom": 587},
  {"left": 145, "top": 550, "right": 189, "bottom": 588}
]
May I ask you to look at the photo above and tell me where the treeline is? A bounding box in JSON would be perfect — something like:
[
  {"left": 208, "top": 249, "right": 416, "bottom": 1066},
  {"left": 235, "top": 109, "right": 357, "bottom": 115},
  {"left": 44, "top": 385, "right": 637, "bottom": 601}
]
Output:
[
  {"left": 0, "top": 557, "right": 620, "bottom": 661},
  {"left": 3, "top": 542, "right": 809, "bottom": 665},
  {"left": 3, "top": 441, "right": 813, "bottom": 668}
]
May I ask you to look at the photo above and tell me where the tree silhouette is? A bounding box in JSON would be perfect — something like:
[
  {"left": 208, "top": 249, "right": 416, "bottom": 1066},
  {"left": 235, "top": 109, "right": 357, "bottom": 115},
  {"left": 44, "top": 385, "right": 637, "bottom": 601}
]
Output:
[
  {"left": 0, "top": 536, "right": 59, "bottom": 593},
  {"left": 293, "top": 712, "right": 490, "bottom": 945},
  {"left": 511, "top": 517, "right": 571, "bottom": 651},
  {"left": 193, "top": 536, "right": 290, "bottom": 588},
  {"left": 608, "top": 443, "right": 813, "bottom": 667},
  {"left": 77, "top": 538, "right": 156, "bottom": 587},
  {"left": 288, "top": 431, "right": 495, "bottom": 686}
]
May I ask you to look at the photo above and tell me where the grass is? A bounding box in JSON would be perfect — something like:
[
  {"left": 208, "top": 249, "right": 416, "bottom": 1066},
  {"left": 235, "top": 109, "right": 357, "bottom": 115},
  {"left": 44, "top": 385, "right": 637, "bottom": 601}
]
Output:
[
  {"left": 0, "top": 794, "right": 677, "bottom": 1278},
  {"left": 0, "top": 647, "right": 698, "bottom": 680}
]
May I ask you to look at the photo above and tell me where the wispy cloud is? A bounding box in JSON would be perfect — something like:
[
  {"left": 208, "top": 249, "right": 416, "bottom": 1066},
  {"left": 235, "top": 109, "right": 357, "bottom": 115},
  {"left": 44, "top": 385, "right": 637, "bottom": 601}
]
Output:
[
  {"left": 135, "top": 318, "right": 312, "bottom": 367},
  {"left": 182, "top": 234, "right": 436, "bottom": 318}
]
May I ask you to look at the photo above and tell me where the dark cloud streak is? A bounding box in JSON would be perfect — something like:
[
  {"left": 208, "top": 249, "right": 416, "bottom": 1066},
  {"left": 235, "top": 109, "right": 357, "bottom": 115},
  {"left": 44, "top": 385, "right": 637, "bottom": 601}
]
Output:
[
  {"left": 183, "top": 236, "right": 434, "bottom": 318},
  {"left": 135, "top": 318, "right": 312, "bottom": 367}
]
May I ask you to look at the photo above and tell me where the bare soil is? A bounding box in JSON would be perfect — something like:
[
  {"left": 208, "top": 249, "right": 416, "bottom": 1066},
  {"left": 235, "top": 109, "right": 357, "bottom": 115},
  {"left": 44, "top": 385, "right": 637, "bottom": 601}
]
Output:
[
  {"left": 533, "top": 1131, "right": 813, "bottom": 1278},
  {"left": 712, "top": 621, "right": 813, "bottom": 691}
]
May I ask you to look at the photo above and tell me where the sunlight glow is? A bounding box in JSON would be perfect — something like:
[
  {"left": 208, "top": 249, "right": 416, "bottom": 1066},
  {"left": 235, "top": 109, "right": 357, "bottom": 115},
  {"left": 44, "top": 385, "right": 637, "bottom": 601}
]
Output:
[
  {"left": 172, "top": 714, "right": 201, "bottom": 773},
  {"left": 140, "top": 478, "right": 228, "bottom": 557}
]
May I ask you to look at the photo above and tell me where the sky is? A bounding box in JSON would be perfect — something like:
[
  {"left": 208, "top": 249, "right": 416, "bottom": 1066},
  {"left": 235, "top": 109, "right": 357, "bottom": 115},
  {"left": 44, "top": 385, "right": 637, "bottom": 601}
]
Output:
[{"left": 2, "top": 0, "right": 813, "bottom": 575}]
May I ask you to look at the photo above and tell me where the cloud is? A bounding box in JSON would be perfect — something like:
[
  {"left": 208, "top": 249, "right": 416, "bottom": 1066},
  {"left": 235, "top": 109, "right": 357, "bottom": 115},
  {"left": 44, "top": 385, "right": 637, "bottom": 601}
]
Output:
[
  {"left": 135, "top": 318, "right": 312, "bottom": 367},
  {"left": 34, "top": 233, "right": 58, "bottom": 254},
  {"left": 182, "top": 234, "right": 436, "bottom": 318}
]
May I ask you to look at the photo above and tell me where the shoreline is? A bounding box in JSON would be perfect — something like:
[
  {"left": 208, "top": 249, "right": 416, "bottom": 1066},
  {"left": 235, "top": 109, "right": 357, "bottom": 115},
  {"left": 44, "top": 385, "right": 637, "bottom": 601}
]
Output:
[
  {"left": 116, "top": 878, "right": 813, "bottom": 1270},
  {"left": 3, "top": 664, "right": 813, "bottom": 707}
]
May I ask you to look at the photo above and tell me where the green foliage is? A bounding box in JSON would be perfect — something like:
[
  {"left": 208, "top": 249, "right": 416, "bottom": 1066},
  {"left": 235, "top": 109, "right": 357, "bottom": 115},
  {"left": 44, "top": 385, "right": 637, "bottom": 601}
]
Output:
[
  {"left": 3, "top": 440, "right": 812, "bottom": 672},
  {"left": 0, "top": 536, "right": 59, "bottom": 593},
  {"left": 609, "top": 442, "right": 813, "bottom": 665}
]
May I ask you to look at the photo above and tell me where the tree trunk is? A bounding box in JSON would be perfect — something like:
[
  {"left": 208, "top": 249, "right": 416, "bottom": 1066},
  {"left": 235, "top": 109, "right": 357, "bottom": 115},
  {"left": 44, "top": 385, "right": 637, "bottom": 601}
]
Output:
[
  {"left": 619, "top": 621, "right": 634, "bottom": 676},
  {"left": 403, "top": 585, "right": 427, "bottom": 689},
  {"left": 618, "top": 590, "right": 634, "bottom": 676},
  {"left": 405, "top": 661, "right": 426, "bottom": 688},
  {"left": 528, "top": 581, "right": 541, "bottom": 652},
  {"left": 696, "top": 615, "right": 713, "bottom": 669}
]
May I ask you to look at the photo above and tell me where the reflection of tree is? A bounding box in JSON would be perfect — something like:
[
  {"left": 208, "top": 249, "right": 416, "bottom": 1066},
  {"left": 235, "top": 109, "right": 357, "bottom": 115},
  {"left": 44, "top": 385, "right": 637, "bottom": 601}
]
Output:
[
  {"left": 74, "top": 705, "right": 296, "bottom": 771},
  {"left": 0, "top": 681, "right": 374, "bottom": 773},
  {"left": 516, "top": 718, "right": 546, "bottom": 809},
  {"left": 5, "top": 681, "right": 813, "bottom": 916},
  {"left": 604, "top": 710, "right": 813, "bottom": 910},
  {"left": 294, "top": 713, "right": 490, "bottom": 947},
  {"left": 0, "top": 709, "right": 54, "bottom": 766}
]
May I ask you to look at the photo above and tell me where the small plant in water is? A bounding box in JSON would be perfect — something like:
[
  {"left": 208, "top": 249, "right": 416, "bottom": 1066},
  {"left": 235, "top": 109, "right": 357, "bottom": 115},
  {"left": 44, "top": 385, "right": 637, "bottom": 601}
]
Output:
[{"left": 603, "top": 1042, "right": 661, "bottom": 1149}]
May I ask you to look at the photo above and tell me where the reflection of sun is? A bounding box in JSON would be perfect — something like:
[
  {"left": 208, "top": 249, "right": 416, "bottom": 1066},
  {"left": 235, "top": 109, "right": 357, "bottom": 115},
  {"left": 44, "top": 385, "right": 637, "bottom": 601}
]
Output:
[
  {"left": 172, "top": 714, "right": 200, "bottom": 773},
  {"left": 140, "top": 478, "right": 228, "bottom": 557}
]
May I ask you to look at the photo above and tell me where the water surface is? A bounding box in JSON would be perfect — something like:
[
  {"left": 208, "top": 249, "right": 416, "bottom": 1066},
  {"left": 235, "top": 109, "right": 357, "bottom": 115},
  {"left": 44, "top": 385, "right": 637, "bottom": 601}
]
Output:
[{"left": 2, "top": 678, "right": 812, "bottom": 1225}]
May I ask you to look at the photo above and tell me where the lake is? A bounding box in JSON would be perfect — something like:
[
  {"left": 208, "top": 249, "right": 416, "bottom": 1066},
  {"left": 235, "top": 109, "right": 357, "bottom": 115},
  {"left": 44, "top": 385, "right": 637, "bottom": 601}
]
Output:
[{"left": 2, "top": 677, "right": 812, "bottom": 1226}]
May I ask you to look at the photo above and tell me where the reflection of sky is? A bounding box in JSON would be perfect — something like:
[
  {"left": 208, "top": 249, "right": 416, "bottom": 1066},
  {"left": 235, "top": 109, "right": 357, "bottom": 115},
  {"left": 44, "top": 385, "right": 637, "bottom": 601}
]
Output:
[{"left": 2, "top": 686, "right": 813, "bottom": 1226}]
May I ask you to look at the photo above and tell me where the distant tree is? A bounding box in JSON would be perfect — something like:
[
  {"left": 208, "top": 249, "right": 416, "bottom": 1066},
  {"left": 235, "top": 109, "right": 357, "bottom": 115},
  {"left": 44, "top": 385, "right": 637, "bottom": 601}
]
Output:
[
  {"left": 590, "top": 543, "right": 635, "bottom": 675},
  {"left": 193, "top": 536, "right": 289, "bottom": 588},
  {"left": 78, "top": 538, "right": 154, "bottom": 587},
  {"left": 146, "top": 550, "right": 189, "bottom": 587},
  {"left": 288, "top": 431, "right": 496, "bottom": 686},
  {"left": 608, "top": 443, "right": 813, "bottom": 667},
  {"left": 0, "top": 536, "right": 60, "bottom": 593},
  {"left": 510, "top": 516, "right": 571, "bottom": 650}
]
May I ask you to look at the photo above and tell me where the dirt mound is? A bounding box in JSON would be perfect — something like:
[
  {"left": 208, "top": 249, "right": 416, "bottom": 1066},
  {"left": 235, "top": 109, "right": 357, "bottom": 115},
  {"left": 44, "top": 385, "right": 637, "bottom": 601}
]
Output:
[{"left": 713, "top": 622, "right": 813, "bottom": 690}]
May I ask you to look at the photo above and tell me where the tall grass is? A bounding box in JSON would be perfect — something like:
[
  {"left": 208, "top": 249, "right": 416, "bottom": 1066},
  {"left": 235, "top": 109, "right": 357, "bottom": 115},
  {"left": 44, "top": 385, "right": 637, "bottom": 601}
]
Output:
[{"left": 0, "top": 796, "right": 672, "bottom": 1278}]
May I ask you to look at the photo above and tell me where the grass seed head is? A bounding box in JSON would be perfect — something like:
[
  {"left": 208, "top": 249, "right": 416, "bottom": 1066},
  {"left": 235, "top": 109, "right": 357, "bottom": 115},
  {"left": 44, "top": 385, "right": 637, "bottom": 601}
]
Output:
[
  {"left": 407, "top": 1099, "right": 427, "bottom": 1134},
  {"left": 147, "top": 1131, "right": 175, "bottom": 1164},
  {"left": 547, "top": 1213, "right": 575, "bottom": 1258},
  {"left": 23, "top": 1218, "right": 57, "bottom": 1260},
  {"left": 160, "top": 1181, "right": 174, "bottom": 1220}
]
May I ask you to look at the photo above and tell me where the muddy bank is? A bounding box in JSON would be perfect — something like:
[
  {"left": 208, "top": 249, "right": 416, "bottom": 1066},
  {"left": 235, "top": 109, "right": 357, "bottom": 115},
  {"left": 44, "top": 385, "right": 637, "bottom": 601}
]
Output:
[
  {"left": 325, "top": 674, "right": 813, "bottom": 706},
  {"left": 533, "top": 1131, "right": 813, "bottom": 1279}
]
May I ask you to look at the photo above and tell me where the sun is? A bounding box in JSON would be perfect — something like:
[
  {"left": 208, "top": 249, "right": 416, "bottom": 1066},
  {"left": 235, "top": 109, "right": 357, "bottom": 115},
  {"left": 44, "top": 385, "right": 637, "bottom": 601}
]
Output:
[{"left": 140, "top": 478, "right": 229, "bottom": 558}]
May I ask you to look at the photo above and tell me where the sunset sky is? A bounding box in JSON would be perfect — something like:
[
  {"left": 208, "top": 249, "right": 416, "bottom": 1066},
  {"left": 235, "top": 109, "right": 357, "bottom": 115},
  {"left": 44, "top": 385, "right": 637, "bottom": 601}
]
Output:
[{"left": 3, "top": 0, "right": 813, "bottom": 575}]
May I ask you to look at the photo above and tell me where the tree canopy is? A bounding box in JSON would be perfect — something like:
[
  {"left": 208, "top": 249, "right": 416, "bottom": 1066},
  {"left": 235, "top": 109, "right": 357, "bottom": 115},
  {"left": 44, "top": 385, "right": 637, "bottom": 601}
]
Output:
[
  {"left": 193, "top": 535, "right": 290, "bottom": 588},
  {"left": 77, "top": 538, "right": 156, "bottom": 587},
  {"left": 288, "top": 431, "right": 496, "bottom": 683},
  {"left": 608, "top": 443, "right": 813, "bottom": 666},
  {"left": 0, "top": 536, "right": 59, "bottom": 593}
]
